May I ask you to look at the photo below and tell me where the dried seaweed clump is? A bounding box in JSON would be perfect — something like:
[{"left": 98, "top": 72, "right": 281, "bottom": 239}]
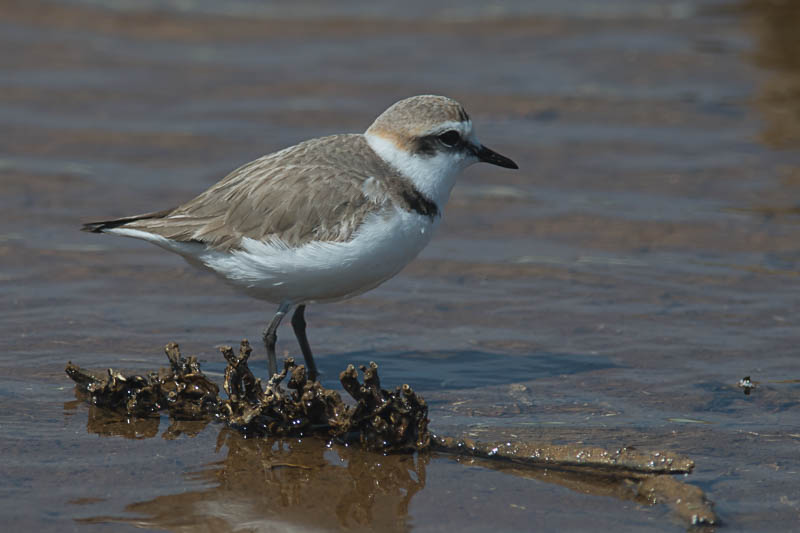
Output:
[
  {"left": 216, "top": 341, "right": 350, "bottom": 438},
  {"left": 66, "top": 340, "right": 430, "bottom": 452},
  {"left": 215, "top": 341, "right": 429, "bottom": 452},
  {"left": 65, "top": 342, "right": 219, "bottom": 418},
  {"left": 339, "top": 362, "right": 430, "bottom": 452}
]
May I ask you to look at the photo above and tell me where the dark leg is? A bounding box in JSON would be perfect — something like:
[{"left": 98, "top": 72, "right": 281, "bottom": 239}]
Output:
[
  {"left": 263, "top": 302, "right": 291, "bottom": 378},
  {"left": 291, "top": 304, "right": 318, "bottom": 381}
]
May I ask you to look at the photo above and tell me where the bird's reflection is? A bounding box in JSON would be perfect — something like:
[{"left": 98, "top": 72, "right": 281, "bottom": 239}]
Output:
[
  {"left": 133, "top": 429, "right": 426, "bottom": 532},
  {"left": 67, "top": 395, "right": 712, "bottom": 531},
  {"left": 68, "top": 390, "right": 427, "bottom": 533}
]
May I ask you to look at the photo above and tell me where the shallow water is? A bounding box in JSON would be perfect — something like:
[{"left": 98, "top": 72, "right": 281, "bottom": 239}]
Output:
[{"left": 2, "top": 0, "right": 800, "bottom": 530}]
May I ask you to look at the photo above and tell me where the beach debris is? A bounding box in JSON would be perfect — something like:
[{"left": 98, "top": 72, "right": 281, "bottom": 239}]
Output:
[
  {"left": 65, "top": 340, "right": 715, "bottom": 526},
  {"left": 65, "top": 342, "right": 219, "bottom": 418},
  {"left": 738, "top": 375, "right": 756, "bottom": 395},
  {"left": 431, "top": 436, "right": 694, "bottom": 474},
  {"left": 636, "top": 475, "right": 716, "bottom": 526},
  {"left": 450, "top": 447, "right": 715, "bottom": 527},
  {"left": 67, "top": 340, "right": 429, "bottom": 452}
]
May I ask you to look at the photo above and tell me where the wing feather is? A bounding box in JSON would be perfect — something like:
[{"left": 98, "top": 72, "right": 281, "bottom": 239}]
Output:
[{"left": 118, "top": 134, "right": 393, "bottom": 251}]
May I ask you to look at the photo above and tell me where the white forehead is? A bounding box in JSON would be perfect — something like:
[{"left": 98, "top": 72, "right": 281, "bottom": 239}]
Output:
[
  {"left": 425, "top": 119, "right": 476, "bottom": 140},
  {"left": 425, "top": 119, "right": 470, "bottom": 132}
]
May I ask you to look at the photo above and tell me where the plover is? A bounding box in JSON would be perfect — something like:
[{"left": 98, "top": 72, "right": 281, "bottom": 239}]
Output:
[{"left": 83, "top": 95, "right": 518, "bottom": 381}]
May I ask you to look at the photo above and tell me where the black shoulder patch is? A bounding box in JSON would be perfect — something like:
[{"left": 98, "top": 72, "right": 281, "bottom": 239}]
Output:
[{"left": 400, "top": 186, "right": 440, "bottom": 220}]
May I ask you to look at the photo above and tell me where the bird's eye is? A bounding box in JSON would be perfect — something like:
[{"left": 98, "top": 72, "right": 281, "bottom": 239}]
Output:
[{"left": 438, "top": 130, "right": 461, "bottom": 147}]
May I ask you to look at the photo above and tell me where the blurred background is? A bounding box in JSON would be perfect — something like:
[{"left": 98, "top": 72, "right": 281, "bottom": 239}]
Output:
[{"left": 2, "top": 0, "right": 799, "bottom": 531}]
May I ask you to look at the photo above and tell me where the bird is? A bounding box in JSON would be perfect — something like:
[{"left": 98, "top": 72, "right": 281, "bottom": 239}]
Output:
[{"left": 82, "top": 95, "right": 518, "bottom": 381}]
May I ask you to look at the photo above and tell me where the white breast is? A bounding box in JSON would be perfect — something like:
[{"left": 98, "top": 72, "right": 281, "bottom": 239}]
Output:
[{"left": 193, "top": 206, "right": 438, "bottom": 304}]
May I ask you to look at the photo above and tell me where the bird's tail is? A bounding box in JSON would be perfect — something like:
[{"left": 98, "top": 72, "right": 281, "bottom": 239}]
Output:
[{"left": 81, "top": 208, "right": 175, "bottom": 233}]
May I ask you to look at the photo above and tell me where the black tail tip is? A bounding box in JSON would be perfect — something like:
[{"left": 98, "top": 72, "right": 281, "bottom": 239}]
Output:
[{"left": 81, "top": 222, "right": 106, "bottom": 233}]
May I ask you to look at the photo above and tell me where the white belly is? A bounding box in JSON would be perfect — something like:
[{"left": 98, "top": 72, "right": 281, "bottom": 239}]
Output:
[{"left": 194, "top": 207, "right": 438, "bottom": 304}]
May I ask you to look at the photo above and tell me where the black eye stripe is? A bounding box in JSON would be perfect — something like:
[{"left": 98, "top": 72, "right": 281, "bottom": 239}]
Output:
[
  {"left": 412, "top": 136, "right": 439, "bottom": 156},
  {"left": 411, "top": 129, "right": 466, "bottom": 156}
]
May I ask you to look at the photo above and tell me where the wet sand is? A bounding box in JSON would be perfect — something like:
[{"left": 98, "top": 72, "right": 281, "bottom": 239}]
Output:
[{"left": 2, "top": 0, "right": 800, "bottom": 530}]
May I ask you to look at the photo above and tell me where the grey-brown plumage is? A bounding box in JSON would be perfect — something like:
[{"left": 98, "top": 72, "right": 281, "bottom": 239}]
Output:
[
  {"left": 83, "top": 134, "right": 437, "bottom": 251},
  {"left": 82, "top": 95, "right": 518, "bottom": 382}
]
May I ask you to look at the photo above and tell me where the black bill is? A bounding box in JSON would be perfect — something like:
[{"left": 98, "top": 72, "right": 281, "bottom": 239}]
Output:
[{"left": 473, "top": 144, "right": 519, "bottom": 169}]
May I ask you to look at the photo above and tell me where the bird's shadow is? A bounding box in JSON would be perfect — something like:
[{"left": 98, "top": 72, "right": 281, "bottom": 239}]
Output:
[{"left": 314, "top": 349, "right": 616, "bottom": 391}]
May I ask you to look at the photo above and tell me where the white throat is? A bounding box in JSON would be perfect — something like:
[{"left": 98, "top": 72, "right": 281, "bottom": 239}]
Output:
[{"left": 364, "top": 132, "right": 468, "bottom": 209}]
